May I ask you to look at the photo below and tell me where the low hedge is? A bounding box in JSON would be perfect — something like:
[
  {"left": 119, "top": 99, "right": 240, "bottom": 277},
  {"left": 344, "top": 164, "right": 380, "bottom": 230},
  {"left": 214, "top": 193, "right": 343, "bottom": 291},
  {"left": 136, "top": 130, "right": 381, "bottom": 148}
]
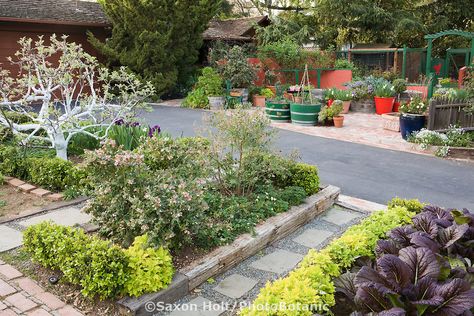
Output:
[
  {"left": 240, "top": 198, "right": 424, "bottom": 316},
  {"left": 23, "top": 222, "right": 174, "bottom": 299},
  {"left": 0, "top": 144, "right": 85, "bottom": 193}
]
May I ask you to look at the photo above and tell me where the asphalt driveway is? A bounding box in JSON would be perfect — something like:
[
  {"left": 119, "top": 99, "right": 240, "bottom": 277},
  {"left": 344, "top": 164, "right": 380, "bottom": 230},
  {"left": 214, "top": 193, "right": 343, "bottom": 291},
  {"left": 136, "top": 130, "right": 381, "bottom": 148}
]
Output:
[{"left": 140, "top": 105, "right": 474, "bottom": 210}]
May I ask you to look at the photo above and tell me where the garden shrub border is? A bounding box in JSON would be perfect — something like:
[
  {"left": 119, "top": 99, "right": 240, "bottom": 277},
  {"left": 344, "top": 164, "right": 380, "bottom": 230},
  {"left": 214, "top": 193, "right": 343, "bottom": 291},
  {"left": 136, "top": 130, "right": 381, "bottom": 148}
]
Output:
[
  {"left": 239, "top": 198, "right": 425, "bottom": 316},
  {"left": 117, "top": 185, "right": 340, "bottom": 316}
]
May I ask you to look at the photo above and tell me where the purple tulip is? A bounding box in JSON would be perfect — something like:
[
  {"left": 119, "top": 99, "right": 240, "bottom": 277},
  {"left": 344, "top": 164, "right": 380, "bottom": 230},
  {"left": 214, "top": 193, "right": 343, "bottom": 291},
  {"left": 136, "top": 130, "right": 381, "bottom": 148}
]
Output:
[{"left": 114, "top": 118, "right": 125, "bottom": 126}]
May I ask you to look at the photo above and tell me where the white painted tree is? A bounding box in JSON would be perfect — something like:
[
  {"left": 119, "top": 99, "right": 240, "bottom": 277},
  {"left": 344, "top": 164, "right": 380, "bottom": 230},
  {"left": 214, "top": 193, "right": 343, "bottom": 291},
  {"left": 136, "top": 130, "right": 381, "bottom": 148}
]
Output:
[{"left": 0, "top": 35, "right": 154, "bottom": 160}]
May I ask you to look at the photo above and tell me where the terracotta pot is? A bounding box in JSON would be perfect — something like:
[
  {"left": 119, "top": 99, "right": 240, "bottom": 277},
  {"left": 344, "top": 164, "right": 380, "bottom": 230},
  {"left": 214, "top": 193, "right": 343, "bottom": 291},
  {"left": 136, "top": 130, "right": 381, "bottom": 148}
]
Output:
[
  {"left": 293, "top": 96, "right": 303, "bottom": 103},
  {"left": 342, "top": 101, "right": 351, "bottom": 114},
  {"left": 253, "top": 95, "right": 266, "bottom": 107},
  {"left": 283, "top": 92, "right": 292, "bottom": 100},
  {"left": 333, "top": 115, "right": 344, "bottom": 128}
]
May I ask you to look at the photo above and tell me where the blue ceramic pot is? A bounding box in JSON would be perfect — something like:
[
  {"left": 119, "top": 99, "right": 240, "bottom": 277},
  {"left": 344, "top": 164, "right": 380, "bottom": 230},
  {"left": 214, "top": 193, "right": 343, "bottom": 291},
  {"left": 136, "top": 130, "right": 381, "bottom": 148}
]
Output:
[{"left": 400, "top": 113, "right": 425, "bottom": 140}]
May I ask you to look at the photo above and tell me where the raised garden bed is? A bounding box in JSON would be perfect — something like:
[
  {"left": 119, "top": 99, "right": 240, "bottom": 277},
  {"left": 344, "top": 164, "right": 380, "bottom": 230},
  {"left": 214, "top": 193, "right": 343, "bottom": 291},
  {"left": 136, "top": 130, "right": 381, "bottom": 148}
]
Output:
[{"left": 118, "top": 185, "right": 340, "bottom": 315}]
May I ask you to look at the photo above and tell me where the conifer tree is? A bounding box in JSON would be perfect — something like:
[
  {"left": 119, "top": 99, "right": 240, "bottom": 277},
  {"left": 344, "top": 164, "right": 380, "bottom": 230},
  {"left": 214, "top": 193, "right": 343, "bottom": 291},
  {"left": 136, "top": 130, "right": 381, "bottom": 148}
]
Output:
[{"left": 89, "top": 0, "right": 221, "bottom": 97}]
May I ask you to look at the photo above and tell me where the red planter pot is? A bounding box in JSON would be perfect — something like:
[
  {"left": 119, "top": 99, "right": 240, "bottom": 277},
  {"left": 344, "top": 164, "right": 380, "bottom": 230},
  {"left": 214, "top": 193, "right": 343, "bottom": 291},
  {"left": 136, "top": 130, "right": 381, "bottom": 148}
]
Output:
[
  {"left": 374, "top": 97, "right": 394, "bottom": 115},
  {"left": 393, "top": 101, "right": 400, "bottom": 112}
]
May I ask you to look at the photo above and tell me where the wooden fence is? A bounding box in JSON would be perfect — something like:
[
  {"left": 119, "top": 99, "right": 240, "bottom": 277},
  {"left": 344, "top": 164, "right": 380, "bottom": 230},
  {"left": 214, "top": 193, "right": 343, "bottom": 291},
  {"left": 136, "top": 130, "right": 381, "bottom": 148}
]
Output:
[{"left": 427, "top": 99, "right": 474, "bottom": 131}]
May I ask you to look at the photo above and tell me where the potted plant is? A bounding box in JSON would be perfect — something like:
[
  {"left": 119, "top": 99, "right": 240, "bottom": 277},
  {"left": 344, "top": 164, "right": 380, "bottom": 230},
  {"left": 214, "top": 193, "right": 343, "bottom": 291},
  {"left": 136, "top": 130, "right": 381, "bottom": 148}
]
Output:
[
  {"left": 264, "top": 69, "right": 277, "bottom": 94},
  {"left": 392, "top": 78, "right": 407, "bottom": 112},
  {"left": 318, "top": 100, "right": 344, "bottom": 127},
  {"left": 334, "top": 89, "right": 352, "bottom": 113},
  {"left": 398, "top": 96, "right": 428, "bottom": 140},
  {"left": 374, "top": 82, "right": 396, "bottom": 114},
  {"left": 346, "top": 79, "right": 376, "bottom": 113},
  {"left": 289, "top": 65, "right": 322, "bottom": 126},
  {"left": 253, "top": 87, "right": 275, "bottom": 107},
  {"left": 218, "top": 46, "right": 257, "bottom": 103},
  {"left": 324, "top": 88, "right": 337, "bottom": 107},
  {"left": 183, "top": 67, "right": 224, "bottom": 109},
  {"left": 265, "top": 95, "right": 291, "bottom": 122}
]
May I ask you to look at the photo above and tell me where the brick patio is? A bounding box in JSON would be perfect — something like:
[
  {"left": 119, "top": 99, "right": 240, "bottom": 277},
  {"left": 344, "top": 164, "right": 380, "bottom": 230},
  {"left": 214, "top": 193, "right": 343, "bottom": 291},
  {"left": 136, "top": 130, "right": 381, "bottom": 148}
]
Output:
[
  {"left": 0, "top": 262, "right": 83, "bottom": 316},
  {"left": 271, "top": 112, "right": 435, "bottom": 156}
]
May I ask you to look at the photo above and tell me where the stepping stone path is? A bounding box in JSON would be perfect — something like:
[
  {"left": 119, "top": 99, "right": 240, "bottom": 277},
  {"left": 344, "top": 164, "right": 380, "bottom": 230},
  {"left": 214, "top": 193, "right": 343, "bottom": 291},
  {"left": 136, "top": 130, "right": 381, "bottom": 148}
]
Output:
[
  {"left": 159, "top": 204, "right": 368, "bottom": 316},
  {"left": 0, "top": 205, "right": 91, "bottom": 253},
  {"left": 0, "top": 204, "right": 90, "bottom": 315}
]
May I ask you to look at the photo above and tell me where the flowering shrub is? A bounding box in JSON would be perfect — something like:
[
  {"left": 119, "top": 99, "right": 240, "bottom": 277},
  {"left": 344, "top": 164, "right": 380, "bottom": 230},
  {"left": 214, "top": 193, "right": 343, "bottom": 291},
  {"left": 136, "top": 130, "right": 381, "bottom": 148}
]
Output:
[{"left": 82, "top": 140, "right": 208, "bottom": 249}]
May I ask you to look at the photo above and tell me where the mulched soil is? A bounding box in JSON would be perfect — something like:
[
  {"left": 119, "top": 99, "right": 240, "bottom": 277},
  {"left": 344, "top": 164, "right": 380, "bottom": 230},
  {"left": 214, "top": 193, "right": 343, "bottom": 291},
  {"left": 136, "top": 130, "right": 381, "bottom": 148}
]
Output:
[{"left": 0, "top": 185, "right": 50, "bottom": 219}]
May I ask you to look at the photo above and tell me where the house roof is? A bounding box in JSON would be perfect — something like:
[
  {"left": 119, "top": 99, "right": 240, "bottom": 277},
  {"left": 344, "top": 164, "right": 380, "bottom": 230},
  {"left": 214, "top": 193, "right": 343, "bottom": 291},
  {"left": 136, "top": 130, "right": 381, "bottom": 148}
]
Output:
[
  {"left": 203, "top": 16, "right": 270, "bottom": 41},
  {"left": 0, "top": 0, "right": 109, "bottom": 26},
  {"left": 351, "top": 43, "right": 396, "bottom": 50}
]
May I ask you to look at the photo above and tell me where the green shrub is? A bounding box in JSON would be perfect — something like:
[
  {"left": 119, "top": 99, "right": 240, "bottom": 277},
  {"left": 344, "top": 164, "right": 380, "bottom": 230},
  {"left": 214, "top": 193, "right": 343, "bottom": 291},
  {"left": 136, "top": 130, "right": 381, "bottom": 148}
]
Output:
[
  {"left": 241, "top": 202, "right": 416, "bottom": 316},
  {"left": 387, "top": 197, "right": 425, "bottom": 213},
  {"left": 23, "top": 222, "right": 173, "bottom": 299},
  {"left": 0, "top": 145, "right": 30, "bottom": 180},
  {"left": 288, "top": 163, "right": 320, "bottom": 195},
  {"left": 124, "top": 234, "right": 174, "bottom": 297},
  {"left": 27, "top": 157, "right": 75, "bottom": 192},
  {"left": 183, "top": 67, "right": 224, "bottom": 109},
  {"left": 139, "top": 136, "right": 210, "bottom": 178}
]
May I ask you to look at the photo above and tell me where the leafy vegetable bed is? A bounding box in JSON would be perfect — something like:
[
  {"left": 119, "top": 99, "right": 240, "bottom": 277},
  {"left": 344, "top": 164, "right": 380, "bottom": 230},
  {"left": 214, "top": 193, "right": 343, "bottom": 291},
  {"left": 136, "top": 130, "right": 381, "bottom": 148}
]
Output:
[{"left": 241, "top": 198, "right": 474, "bottom": 316}]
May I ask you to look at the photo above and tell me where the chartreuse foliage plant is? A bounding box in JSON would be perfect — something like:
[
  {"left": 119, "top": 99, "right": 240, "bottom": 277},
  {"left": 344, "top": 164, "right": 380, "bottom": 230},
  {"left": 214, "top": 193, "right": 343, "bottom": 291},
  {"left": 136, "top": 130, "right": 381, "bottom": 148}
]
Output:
[
  {"left": 22, "top": 222, "right": 173, "bottom": 299},
  {"left": 240, "top": 199, "right": 421, "bottom": 316},
  {"left": 123, "top": 234, "right": 174, "bottom": 297}
]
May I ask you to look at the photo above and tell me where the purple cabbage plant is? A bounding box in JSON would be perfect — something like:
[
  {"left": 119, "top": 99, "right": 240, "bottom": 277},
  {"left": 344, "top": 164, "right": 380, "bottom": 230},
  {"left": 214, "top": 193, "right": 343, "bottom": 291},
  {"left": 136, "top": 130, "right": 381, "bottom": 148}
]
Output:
[{"left": 335, "top": 206, "right": 474, "bottom": 316}]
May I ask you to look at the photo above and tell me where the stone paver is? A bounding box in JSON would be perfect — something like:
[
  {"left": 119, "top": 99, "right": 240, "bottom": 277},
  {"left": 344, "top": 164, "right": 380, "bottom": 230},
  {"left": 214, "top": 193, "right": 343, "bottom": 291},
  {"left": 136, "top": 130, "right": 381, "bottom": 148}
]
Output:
[
  {"left": 322, "top": 207, "right": 361, "bottom": 226},
  {"left": 35, "top": 292, "right": 65, "bottom": 310},
  {"left": 26, "top": 308, "right": 52, "bottom": 316},
  {"left": 13, "top": 278, "right": 45, "bottom": 296},
  {"left": 250, "top": 249, "right": 304, "bottom": 274},
  {"left": 0, "top": 226, "right": 23, "bottom": 252},
  {"left": 5, "top": 293, "right": 37, "bottom": 312},
  {"left": 1, "top": 309, "right": 17, "bottom": 316},
  {"left": 169, "top": 297, "right": 224, "bottom": 316},
  {"left": 0, "top": 279, "right": 16, "bottom": 296},
  {"left": 18, "top": 207, "right": 91, "bottom": 228},
  {"left": 293, "top": 229, "right": 334, "bottom": 249},
  {"left": 18, "top": 184, "right": 36, "bottom": 193},
  {"left": 30, "top": 189, "right": 51, "bottom": 198},
  {"left": 0, "top": 265, "right": 22, "bottom": 281},
  {"left": 213, "top": 274, "right": 258, "bottom": 299},
  {"left": 7, "top": 179, "right": 25, "bottom": 187}
]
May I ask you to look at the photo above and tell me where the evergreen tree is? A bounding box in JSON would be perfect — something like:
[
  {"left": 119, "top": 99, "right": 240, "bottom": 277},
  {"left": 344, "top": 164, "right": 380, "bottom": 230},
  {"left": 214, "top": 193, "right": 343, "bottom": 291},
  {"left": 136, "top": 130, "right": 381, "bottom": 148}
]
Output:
[{"left": 89, "top": 0, "right": 221, "bottom": 97}]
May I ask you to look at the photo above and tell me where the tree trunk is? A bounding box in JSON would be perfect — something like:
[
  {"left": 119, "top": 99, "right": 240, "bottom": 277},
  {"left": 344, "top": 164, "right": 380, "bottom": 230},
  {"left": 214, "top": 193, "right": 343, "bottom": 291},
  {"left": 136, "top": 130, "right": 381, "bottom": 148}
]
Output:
[{"left": 53, "top": 132, "right": 68, "bottom": 160}]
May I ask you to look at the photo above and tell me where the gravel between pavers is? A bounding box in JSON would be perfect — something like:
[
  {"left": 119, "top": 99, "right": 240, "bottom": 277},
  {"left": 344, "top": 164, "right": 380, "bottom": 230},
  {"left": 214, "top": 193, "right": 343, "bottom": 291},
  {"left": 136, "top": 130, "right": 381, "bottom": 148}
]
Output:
[{"left": 159, "top": 205, "right": 369, "bottom": 316}]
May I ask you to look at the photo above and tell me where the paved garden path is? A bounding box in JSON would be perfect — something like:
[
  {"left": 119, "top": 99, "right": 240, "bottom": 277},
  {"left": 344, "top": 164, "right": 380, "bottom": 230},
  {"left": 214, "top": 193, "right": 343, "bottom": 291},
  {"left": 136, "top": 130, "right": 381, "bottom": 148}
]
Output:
[
  {"left": 156, "top": 203, "right": 370, "bottom": 316},
  {"left": 141, "top": 104, "right": 474, "bottom": 210},
  {"left": 0, "top": 205, "right": 91, "bottom": 253},
  {"left": 0, "top": 204, "right": 89, "bottom": 315}
]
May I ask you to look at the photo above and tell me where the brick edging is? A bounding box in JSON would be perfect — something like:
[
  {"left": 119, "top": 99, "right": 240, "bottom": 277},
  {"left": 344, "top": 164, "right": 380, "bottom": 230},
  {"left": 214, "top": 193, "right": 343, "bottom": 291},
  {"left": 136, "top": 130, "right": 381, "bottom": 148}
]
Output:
[{"left": 117, "top": 185, "right": 340, "bottom": 316}]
